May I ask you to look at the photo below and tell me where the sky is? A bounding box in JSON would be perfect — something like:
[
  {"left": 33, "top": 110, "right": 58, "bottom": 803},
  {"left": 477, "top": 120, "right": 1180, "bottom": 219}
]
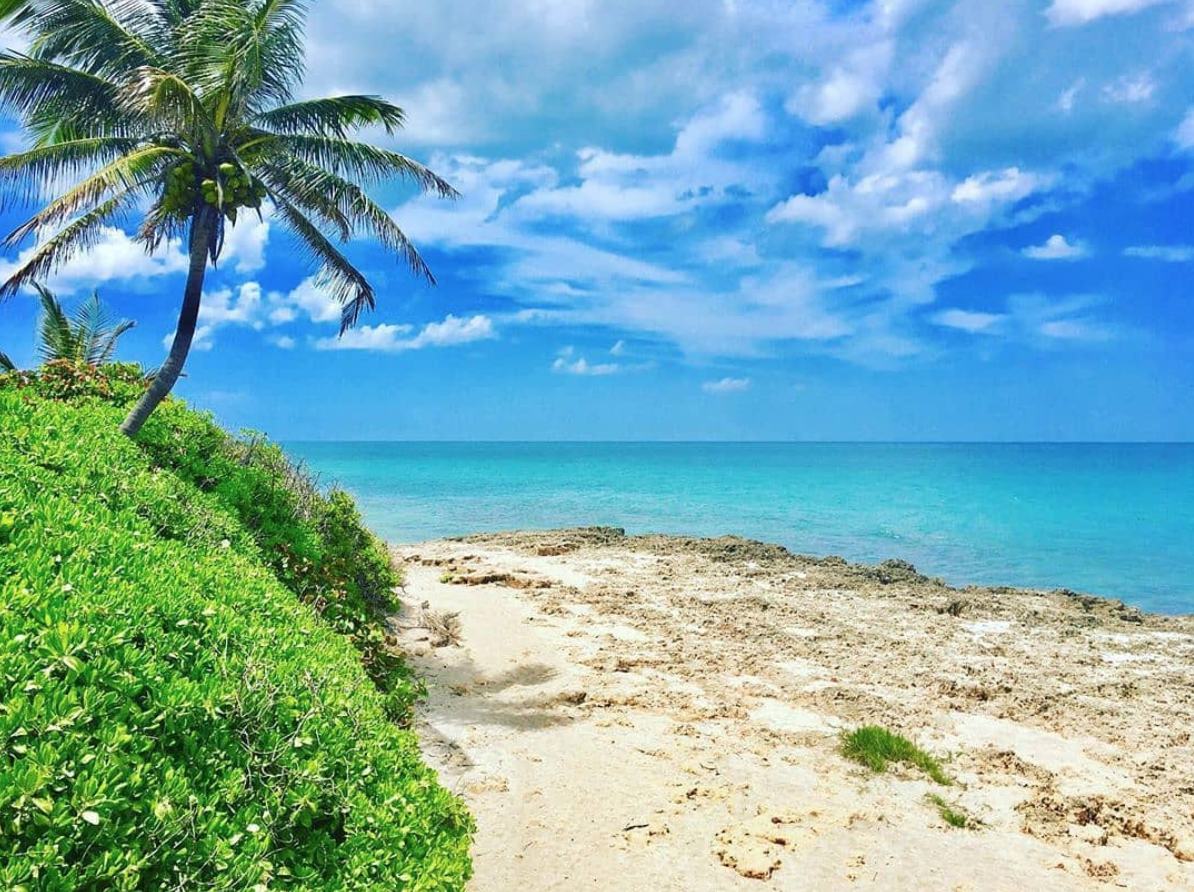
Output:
[{"left": 1, "top": 0, "right": 1193, "bottom": 441}]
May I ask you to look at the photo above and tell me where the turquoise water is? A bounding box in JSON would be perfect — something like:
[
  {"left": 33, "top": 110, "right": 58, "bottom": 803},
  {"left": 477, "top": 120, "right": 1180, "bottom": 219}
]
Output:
[{"left": 284, "top": 443, "right": 1194, "bottom": 615}]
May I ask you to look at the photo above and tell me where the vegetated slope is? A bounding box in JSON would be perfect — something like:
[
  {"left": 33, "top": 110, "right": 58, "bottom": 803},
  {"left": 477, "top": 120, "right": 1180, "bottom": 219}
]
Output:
[{"left": 0, "top": 364, "right": 471, "bottom": 891}]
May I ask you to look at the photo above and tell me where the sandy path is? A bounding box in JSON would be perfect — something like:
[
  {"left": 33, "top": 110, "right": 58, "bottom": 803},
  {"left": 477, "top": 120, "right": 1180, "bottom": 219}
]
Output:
[{"left": 391, "top": 529, "right": 1194, "bottom": 891}]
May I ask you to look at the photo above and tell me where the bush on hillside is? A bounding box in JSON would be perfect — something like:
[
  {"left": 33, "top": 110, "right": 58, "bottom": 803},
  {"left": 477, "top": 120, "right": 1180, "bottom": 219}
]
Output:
[
  {"left": 0, "top": 376, "right": 472, "bottom": 889},
  {"left": 1, "top": 364, "right": 417, "bottom": 721}
]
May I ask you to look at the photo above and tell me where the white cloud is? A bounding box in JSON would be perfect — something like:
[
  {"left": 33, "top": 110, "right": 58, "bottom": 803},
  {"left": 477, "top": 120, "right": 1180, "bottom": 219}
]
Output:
[
  {"left": 1023, "top": 234, "right": 1089, "bottom": 260},
  {"left": 1009, "top": 293, "right": 1115, "bottom": 343},
  {"left": 790, "top": 68, "right": 883, "bottom": 125},
  {"left": 1102, "top": 74, "right": 1156, "bottom": 104},
  {"left": 160, "top": 281, "right": 267, "bottom": 351},
  {"left": 315, "top": 314, "right": 495, "bottom": 352},
  {"left": 930, "top": 295, "right": 1113, "bottom": 344},
  {"left": 269, "top": 334, "right": 296, "bottom": 349},
  {"left": 1176, "top": 108, "right": 1194, "bottom": 149},
  {"left": 350, "top": 0, "right": 1194, "bottom": 366},
  {"left": 406, "top": 314, "right": 496, "bottom": 348},
  {"left": 610, "top": 339, "right": 626, "bottom": 356},
  {"left": 1057, "top": 79, "right": 1086, "bottom": 112},
  {"left": 951, "top": 168, "right": 1046, "bottom": 206},
  {"left": 1038, "top": 318, "right": 1109, "bottom": 340},
  {"left": 201, "top": 282, "right": 265, "bottom": 328},
  {"left": 1124, "top": 244, "right": 1194, "bottom": 261},
  {"left": 552, "top": 352, "right": 620, "bottom": 376},
  {"left": 221, "top": 214, "right": 271, "bottom": 274},
  {"left": 1046, "top": 0, "right": 1175, "bottom": 26},
  {"left": 275, "top": 277, "right": 343, "bottom": 324},
  {"left": 511, "top": 92, "right": 767, "bottom": 224},
  {"left": 316, "top": 323, "right": 414, "bottom": 352},
  {"left": 932, "top": 309, "right": 1007, "bottom": 333},
  {"left": 0, "top": 226, "right": 189, "bottom": 295},
  {"left": 702, "top": 377, "right": 751, "bottom": 394},
  {"left": 766, "top": 160, "right": 1050, "bottom": 270}
]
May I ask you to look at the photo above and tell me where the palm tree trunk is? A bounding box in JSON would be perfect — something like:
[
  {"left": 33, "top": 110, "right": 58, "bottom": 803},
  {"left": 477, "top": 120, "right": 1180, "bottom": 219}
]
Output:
[{"left": 120, "top": 209, "right": 216, "bottom": 438}]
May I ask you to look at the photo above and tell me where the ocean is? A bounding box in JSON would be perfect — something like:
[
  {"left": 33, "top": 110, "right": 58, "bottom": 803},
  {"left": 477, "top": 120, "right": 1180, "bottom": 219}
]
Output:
[{"left": 284, "top": 442, "right": 1194, "bottom": 615}]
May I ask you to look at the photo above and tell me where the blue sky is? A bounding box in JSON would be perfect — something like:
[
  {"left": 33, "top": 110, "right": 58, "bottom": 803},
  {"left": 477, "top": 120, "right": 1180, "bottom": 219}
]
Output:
[{"left": 1, "top": 0, "right": 1193, "bottom": 441}]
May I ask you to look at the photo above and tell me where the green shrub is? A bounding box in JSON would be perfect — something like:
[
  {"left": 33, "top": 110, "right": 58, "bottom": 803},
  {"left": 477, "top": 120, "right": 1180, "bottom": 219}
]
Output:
[
  {"left": 0, "top": 359, "right": 149, "bottom": 404},
  {"left": 2, "top": 365, "right": 416, "bottom": 723},
  {"left": 0, "top": 387, "right": 472, "bottom": 888}
]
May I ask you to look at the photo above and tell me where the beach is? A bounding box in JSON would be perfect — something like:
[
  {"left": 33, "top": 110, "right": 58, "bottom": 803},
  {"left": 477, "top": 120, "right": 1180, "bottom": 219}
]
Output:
[{"left": 392, "top": 527, "right": 1194, "bottom": 891}]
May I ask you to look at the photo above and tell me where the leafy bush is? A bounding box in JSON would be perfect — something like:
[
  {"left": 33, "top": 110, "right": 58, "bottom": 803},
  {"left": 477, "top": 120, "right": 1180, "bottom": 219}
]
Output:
[
  {"left": 0, "top": 360, "right": 149, "bottom": 404},
  {"left": 0, "top": 385, "right": 472, "bottom": 889},
  {"left": 3, "top": 365, "right": 417, "bottom": 723}
]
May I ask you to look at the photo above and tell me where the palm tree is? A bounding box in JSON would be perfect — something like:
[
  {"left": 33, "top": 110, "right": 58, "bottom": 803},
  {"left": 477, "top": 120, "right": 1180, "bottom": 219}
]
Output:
[
  {"left": 0, "top": 0, "right": 456, "bottom": 436},
  {"left": 34, "top": 283, "right": 136, "bottom": 365},
  {"left": 0, "top": 284, "right": 133, "bottom": 371}
]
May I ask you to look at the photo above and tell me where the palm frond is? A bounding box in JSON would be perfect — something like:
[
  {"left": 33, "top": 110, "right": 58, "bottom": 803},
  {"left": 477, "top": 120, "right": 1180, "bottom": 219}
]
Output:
[
  {"left": 120, "top": 65, "right": 213, "bottom": 136},
  {"left": 22, "top": 0, "right": 165, "bottom": 79},
  {"left": 256, "top": 159, "right": 352, "bottom": 240},
  {"left": 5, "top": 145, "right": 177, "bottom": 247},
  {"left": 271, "top": 194, "right": 375, "bottom": 333},
  {"left": 138, "top": 194, "right": 191, "bottom": 253},
  {"left": 255, "top": 96, "right": 405, "bottom": 138},
  {"left": 0, "top": 136, "right": 141, "bottom": 209},
  {"left": 180, "top": 0, "right": 304, "bottom": 122},
  {"left": 263, "top": 135, "right": 459, "bottom": 197},
  {"left": 34, "top": 282, "right": 76, "bottom": 363},
  {"left": 72, "top": 290, "right": 135, "bottom": 363},
  {"left": 263, "top": 156, "right": 432, "bottom": 281},
  {"left": 94, "top": 317, "right": 136, "bottom": 363},
  {"left": 0, "top": 348, "right": 15, "bottom": 372},
  {"left": 0, "top": 53, "right": 135, "bottom": 143},
  {"left": 0, "top": 191, "right": 134, "bottom": 298}
]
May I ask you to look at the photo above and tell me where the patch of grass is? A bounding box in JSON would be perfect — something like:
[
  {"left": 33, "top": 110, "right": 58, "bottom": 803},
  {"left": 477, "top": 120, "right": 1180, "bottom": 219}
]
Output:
[
  {"left": 841, "top": 725, "right": 954, "bottom": 786},
  {"left": 927, "top": 794, "right": 978, "bottom": 829}
]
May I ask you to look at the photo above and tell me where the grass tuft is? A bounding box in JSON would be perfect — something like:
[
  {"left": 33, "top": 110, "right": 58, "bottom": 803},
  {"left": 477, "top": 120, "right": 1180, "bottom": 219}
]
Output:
[
  {"left": 841, "top": 725, "right": 953, "bottom": 786},
  {"left": 927, "top": 794, "right": 977, "bottom": 829}
]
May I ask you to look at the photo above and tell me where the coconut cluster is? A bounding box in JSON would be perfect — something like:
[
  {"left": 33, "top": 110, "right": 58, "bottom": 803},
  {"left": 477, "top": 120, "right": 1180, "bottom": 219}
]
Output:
[{"left": 162, "top": 160, "right": 267, "bottom": 222}]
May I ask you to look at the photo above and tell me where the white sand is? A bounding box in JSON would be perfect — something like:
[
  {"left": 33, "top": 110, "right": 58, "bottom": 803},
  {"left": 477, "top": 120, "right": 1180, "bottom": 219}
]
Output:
[{"left": 392, "top": 529, "right": 1194, "bottom": 891}]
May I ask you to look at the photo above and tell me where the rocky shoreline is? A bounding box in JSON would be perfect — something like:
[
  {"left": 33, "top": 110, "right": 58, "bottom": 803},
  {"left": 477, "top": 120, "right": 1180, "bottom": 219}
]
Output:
[{"left": 395, "top": 527, "right": 1194, "bottom": 890}]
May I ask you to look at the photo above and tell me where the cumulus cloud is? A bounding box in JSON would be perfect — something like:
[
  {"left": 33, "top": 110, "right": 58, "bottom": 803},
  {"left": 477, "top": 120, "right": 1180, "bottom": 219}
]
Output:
[
  {"left": 1023, "top": 234, "right": 1089, "bottom": 260},
  {"left": 351, "top": 0, "right": 1193, "bottom": 366},
  {"left": 1, "top": 226, "right": 189, "bottom": 295},
  {"left": 405, "top": 314, "right": 496, "bottom": 349},
  {"left": 315, "top": 314, "right": 495, "bottom": 352},
  {"left": 702, "top": 377, "right": 751, "bottom": 394},
  {"left": 221, "top": 214, "right": 272, "bottom": 274}
]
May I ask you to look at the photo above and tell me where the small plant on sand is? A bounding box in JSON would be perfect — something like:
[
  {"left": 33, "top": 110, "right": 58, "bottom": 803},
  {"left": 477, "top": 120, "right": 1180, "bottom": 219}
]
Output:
[
  {"left": 841, "top": 725, "right": 953, "bottom": 786},
  {"left": 927, "top": 794, "right": 977, "bottom": 829}
]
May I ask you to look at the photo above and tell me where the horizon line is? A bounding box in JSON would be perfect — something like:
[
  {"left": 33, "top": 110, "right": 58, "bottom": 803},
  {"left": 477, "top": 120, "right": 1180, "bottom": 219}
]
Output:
[{"left": 279, "top": 439, "right": 1194, "bottom": 446}]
